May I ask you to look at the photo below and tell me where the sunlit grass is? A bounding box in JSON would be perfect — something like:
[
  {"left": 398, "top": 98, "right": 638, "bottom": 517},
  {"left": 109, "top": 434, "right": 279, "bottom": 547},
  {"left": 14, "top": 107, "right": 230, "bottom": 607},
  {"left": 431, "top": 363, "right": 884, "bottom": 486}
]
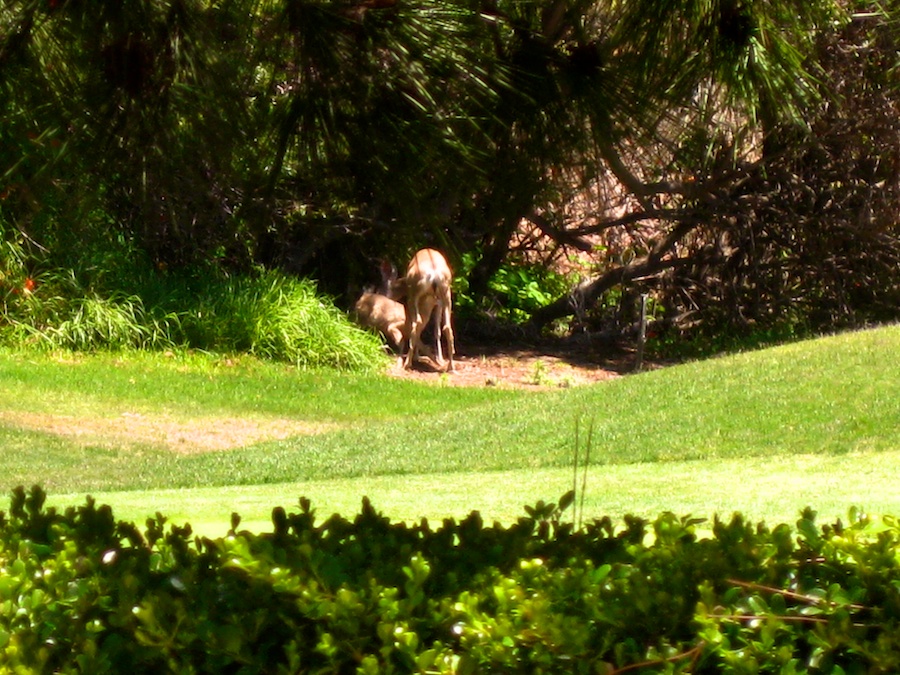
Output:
[
  {"left": 1, "top": 270, "right": 387, "bottom": 370},
  {"left": 53, "top": 449, "right": 900, "bottom": 538},
  {"left": 4, "top": 324, "right": 900, "bottom": 535}
]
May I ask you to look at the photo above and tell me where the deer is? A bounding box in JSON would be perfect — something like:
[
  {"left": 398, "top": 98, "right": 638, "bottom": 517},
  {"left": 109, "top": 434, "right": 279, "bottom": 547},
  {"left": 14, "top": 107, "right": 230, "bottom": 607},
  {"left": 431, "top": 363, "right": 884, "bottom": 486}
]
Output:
[
  {"left": 353, "top": 291, "right": 407, "bottom": 352},
  {"left": 402, "top": 248, "right": 455, "bottom": 372},
  {"left": 352, "top": 260, "right": 409, "bottom": 353}
]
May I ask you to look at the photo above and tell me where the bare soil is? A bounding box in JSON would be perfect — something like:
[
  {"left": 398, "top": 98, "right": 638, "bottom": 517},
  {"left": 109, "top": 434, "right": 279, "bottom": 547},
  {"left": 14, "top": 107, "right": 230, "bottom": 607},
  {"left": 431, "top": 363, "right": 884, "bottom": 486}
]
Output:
[
  {"left": 0, "top": 410, "right": 333, "bottom": 455},
  {"left": 385, "top": 336, "right": 643, "bottom": 389}
]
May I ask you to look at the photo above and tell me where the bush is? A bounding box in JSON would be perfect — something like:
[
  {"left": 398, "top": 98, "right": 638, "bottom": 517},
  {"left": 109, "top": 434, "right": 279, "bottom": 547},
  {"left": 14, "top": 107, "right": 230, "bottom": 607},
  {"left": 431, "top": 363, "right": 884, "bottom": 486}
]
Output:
[
  {"left": 167, "top": 271, "right": 387, "bottom": 370},
  {"left": 0, "top": 262, "right": 386, "bottom": 371},
  {"left": 455, "top": 253, "right": 573, "bottom": 325},
  {"left": 3, "top": 487, "right": 900, "bottom": 673}
]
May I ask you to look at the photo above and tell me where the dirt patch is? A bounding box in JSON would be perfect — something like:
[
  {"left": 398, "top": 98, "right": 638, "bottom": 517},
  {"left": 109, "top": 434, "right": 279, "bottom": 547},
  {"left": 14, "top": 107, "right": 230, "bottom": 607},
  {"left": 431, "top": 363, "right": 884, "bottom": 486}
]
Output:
[
  {"left": 0, "top": 411, "right": 330, "bottom": 454},
  {"left": 384, "top": 337, "right": 645, "bottom": 388}
]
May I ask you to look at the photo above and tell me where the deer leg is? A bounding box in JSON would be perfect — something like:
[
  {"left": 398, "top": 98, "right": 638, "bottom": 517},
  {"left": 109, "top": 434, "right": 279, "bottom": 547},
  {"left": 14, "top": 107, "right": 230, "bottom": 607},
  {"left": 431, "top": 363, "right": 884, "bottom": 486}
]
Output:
[
  {"left": 403, "top": 314, "right": 419, "bottom": 369},
  {"left": 404, "top": 299, "right": 427, "bottom": 369},
  {"left": 442, "top": 303, "right": 455, "bottom": 371},
  {"left": 437, "top": 285, "right": 454, "bottom": 371},
  {"left": 388, "top": 325, "right": 404, "bottom": 353},
  {"left": 432, "top": 302, "right": 444, "bottom": 365}
]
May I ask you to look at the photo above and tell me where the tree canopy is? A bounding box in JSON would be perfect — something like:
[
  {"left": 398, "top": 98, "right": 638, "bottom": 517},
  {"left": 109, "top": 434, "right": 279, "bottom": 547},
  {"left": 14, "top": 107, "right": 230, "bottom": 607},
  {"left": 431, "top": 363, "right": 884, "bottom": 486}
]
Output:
[{"left": 2, "top": 0, "right": 898, "bottom": 339}]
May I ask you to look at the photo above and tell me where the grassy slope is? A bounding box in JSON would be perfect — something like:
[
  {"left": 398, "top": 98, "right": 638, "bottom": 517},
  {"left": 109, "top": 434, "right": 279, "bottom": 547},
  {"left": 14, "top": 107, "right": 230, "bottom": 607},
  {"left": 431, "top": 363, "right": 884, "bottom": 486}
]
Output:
[
  {"left": 180, "top": 323, "right": 900, "bottom": 483},
  {"left": 1, "top": 325, "right": 898, "bottom": 534}
]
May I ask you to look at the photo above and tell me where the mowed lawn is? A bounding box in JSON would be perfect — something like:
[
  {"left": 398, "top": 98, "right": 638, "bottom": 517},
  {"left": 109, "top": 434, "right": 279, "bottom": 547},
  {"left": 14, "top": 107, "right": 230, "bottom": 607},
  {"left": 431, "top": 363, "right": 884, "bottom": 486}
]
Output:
[{"left": 0, "top": 324, "right": 898, "bottom": 536}]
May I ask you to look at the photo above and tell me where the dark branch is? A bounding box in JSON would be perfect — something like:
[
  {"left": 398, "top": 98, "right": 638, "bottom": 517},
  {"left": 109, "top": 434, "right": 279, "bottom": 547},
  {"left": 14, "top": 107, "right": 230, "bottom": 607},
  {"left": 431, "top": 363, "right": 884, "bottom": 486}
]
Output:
[{"left": 528, "top": 219, "right": 699, "bottom": 329}]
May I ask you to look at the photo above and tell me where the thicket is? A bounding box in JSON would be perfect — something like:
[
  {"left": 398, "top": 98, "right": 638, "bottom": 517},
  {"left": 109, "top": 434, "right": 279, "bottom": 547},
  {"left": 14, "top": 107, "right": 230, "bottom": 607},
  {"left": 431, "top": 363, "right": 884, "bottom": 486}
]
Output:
[
  {"left": 4, "top": 0, "right": 898, "bottom": 353},
  {"left": 529, "top": 2, "right": 900, "bottom": 345},
  {"left": 3, "top": 486, "right": 900, "bottom": 673},
  {"left": 0, "top": 237, "right": 385, "bottom": 369}
]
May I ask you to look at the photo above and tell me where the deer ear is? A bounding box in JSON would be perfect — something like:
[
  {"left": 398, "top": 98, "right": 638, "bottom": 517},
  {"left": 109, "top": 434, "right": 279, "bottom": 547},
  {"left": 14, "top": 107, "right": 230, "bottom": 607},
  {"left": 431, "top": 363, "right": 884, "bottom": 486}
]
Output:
[{"left": 380, "top": 259, "right": 397, "bottom": 281}]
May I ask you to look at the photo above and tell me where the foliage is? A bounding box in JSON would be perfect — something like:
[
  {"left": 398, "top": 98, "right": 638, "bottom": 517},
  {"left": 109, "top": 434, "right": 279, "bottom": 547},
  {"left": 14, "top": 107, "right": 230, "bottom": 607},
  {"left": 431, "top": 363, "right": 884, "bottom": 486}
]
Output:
[
  {"left": 165, "top": 271, "right": 387, "bottom": 370},
  {"left": 644, "top": 5, "right": 900, "bottom": 340},
  {"left": 454, "top": 251, "right": 572, "bottom": 324},
  {"left": 1, "top": 0, "right": 854, "bottom": 308},
  {"left": 3, "top": 0, "right": 896, "bottom": 354},
  {"left": 530, "top": 2, "right": 900, "bottom": 343},
  {"left": 4, "top": 486, "right": 900, "bottom": 672},
  {"left": 4, "top": 0, "right": 895, "bottom": 355},
  {"left": 0, "top": 254, "right": 386, "bottom": 370}
]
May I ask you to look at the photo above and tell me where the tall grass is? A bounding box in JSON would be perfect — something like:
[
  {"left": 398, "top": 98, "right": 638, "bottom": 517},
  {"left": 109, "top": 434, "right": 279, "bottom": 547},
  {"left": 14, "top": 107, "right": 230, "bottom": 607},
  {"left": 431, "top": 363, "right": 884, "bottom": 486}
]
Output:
[
  {"left": 178, "top": 273, "right": 382, "bottom": 370},
  {"left": 0, "top": 265, "right": 386, "bottom": 371},
  {"left": 8, "top": 291, "right": 179, "bottom": 351}
]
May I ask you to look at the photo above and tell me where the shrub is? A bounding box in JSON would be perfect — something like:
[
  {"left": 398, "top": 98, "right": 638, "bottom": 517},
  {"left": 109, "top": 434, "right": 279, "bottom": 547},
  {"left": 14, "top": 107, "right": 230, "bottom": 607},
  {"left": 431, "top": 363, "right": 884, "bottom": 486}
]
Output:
[
  {"left": 0, "top": 265, "right": 386, "bottom": 371},
  {"left": 169, "top": 271, "right": 386, "bottom": 370},
  {"left": 455, "top": 253, "right": 573, "bottom": 325},
  {"left": 3, "top": 487, "right": 900, "bottom": 673}
]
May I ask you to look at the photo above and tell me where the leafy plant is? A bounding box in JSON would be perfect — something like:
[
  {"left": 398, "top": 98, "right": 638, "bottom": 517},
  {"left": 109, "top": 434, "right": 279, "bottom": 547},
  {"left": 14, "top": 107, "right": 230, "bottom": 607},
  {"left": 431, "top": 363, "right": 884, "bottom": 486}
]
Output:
[
  {"left": 5, "top": 487, "right": 900, "bottom": 673},
  {"left": 173, "top": 271, "right": 386, "bottom": 370},
  {"left": 455, "top": 252, "right": 573, "bottom": 324},
  {"left": 0, "top": 266, "right": 386, "bottom": 370}
]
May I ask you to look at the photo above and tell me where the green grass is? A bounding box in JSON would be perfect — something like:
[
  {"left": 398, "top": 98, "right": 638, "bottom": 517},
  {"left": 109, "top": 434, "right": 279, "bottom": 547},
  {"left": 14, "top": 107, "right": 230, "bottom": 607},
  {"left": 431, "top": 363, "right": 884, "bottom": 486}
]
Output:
[
  {"left": 71, "top": 449, "right": 900, "bottom": 536},
  {"left": 2, "top": 268, "right": 387, "bottom": 370},
  {"left": 0, "top": 349, "right": 519, "bottom": 422},
  {"left": 1, "top": 324, "right": 898, "bottom": 536}
]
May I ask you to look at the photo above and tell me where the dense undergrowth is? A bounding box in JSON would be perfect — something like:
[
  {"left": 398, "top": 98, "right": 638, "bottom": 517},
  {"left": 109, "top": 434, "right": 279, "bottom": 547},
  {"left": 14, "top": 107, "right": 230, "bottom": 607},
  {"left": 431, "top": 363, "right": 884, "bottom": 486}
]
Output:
[
  {"left": 0, "top": 254, "right": 385, "bottom": 370},
  {"left": 4, "top": 217, "right": 895, "bottom": 368},
  {"left": 3, "top": 486, "right": 900, "bottom": 673}
]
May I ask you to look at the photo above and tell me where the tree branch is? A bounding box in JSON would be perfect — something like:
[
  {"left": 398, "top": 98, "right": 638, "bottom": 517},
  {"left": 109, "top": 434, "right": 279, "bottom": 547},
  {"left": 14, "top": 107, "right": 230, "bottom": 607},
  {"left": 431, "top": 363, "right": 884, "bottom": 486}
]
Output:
[
  {"left": 524, "top": 211, "right": 594, "bottom": 251},
  {"left": 528, "top": 219, "right": 699, "bottom": 329},
  {"left": 596, "top": 135, "right": 691, "bottom": 202}
]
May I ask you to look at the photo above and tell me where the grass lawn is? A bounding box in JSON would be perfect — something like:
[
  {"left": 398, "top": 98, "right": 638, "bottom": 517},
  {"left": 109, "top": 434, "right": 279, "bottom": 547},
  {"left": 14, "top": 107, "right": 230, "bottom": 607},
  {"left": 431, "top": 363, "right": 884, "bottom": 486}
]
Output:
[
  {"left": 1, "top": 324, "right": 898, "bottom": 537},
  {"left": 71, "top": 449, "right": 900, "bottom": 537}
]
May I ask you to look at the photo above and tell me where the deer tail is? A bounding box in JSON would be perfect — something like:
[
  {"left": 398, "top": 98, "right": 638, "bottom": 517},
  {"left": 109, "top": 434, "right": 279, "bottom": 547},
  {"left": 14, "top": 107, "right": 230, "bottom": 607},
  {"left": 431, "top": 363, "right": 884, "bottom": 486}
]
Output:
[{"left": 424, "top": 271, "right": 441, "bottom": 293}]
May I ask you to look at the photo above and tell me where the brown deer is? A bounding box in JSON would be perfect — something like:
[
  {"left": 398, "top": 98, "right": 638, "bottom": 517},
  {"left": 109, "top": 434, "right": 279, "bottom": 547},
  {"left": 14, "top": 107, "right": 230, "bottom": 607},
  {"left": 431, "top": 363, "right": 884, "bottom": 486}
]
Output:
[
  {"left": 353, "top": 292, "right": 407, "bottom": 352},
  {"left": 402, "top": 248, "right": 454, "bottom": 371},
  {"left": 352, "top": 260, "right": 408, "bottom": 353}
]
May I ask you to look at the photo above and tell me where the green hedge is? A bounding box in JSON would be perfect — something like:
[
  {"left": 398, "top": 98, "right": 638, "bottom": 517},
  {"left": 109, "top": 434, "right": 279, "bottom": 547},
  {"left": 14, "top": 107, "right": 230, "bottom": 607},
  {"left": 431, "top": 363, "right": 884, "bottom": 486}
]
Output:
[{"left": 2, "top": 486, "right": 900, "bottom": 673}]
